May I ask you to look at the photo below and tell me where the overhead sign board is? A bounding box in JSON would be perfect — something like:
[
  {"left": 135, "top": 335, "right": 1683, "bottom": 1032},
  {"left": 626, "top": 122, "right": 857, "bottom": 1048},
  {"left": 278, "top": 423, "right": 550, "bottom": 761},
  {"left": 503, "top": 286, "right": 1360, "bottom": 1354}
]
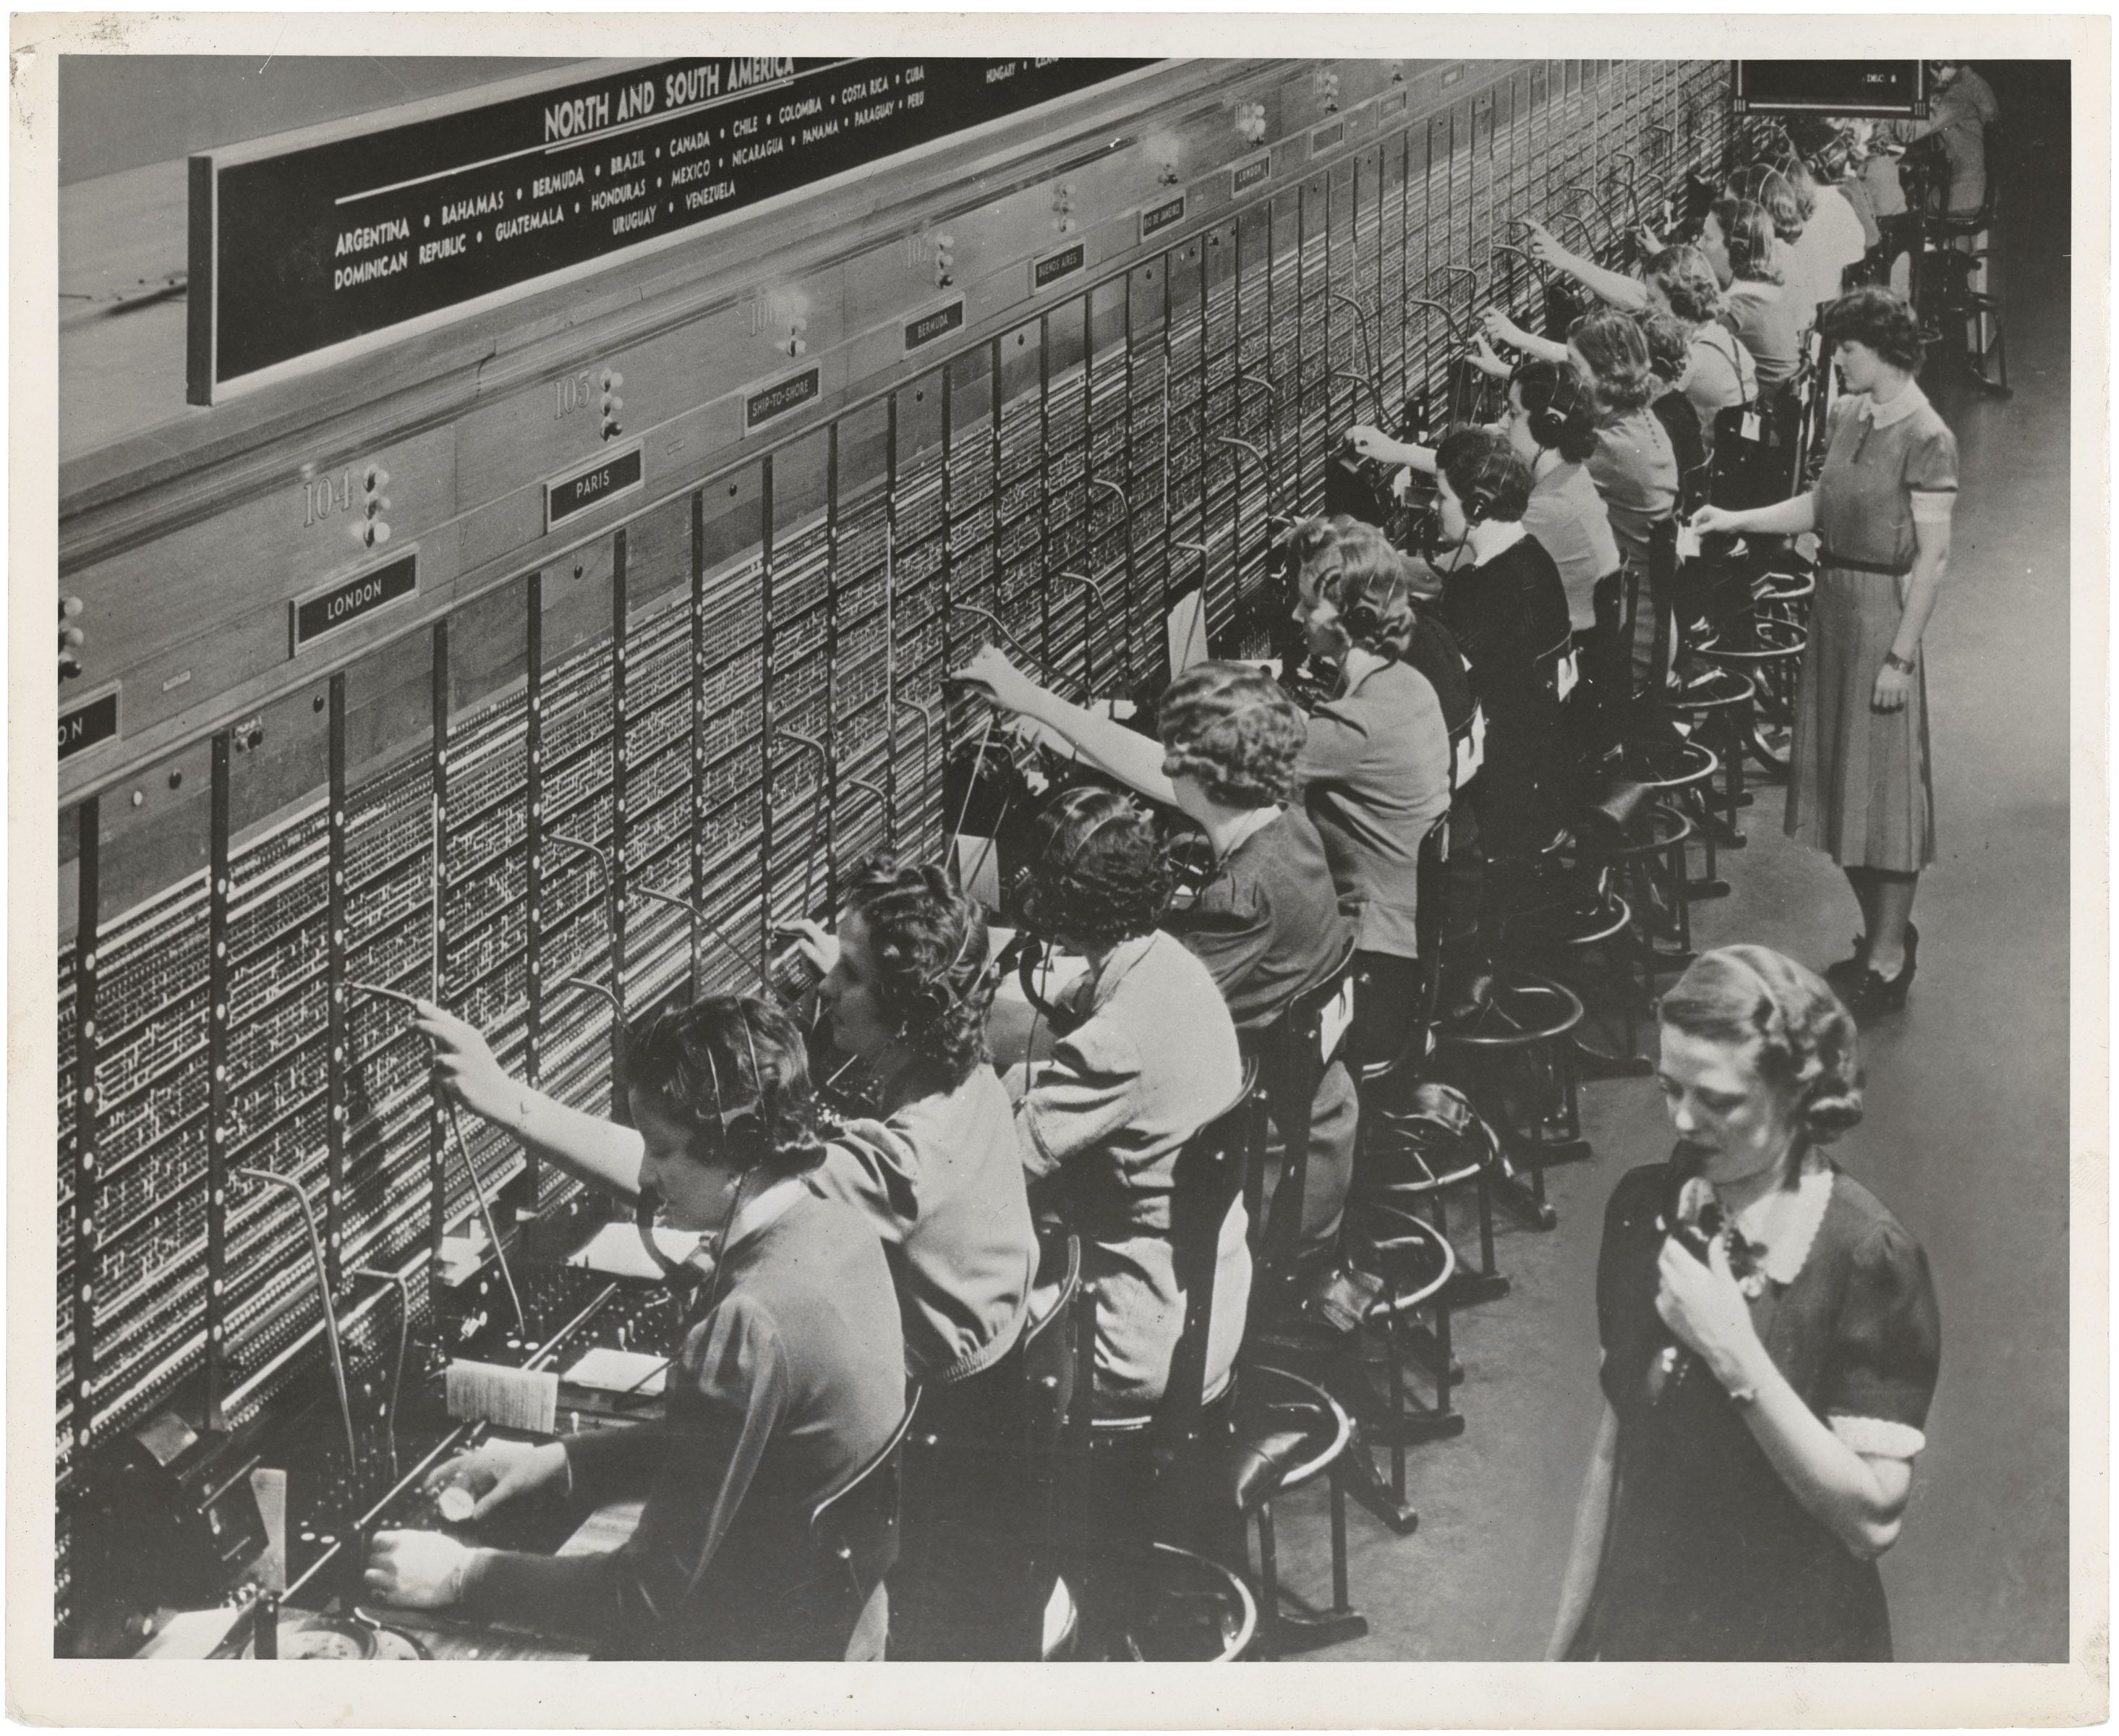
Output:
[
  {"left": 1735, "top": 61, "right": 1927, "bottom": 118},
  {"left": 187, "top": 56, "right": 1155, "bottom": 401}
]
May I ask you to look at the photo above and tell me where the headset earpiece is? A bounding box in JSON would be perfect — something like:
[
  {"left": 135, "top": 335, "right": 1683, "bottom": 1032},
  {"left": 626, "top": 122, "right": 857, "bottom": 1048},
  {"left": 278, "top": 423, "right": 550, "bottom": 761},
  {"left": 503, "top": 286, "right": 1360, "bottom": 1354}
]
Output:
[{"left": 1527, "top": 363, "right": 1588, "bottom": 453}]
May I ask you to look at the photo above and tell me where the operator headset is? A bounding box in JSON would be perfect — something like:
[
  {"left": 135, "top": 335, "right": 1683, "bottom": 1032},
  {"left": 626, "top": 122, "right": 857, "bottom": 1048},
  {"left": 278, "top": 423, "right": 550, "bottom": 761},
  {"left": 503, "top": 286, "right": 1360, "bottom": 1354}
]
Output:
[
  {"left": 1432, "top": 436, "right": 1519, "bottom": 574},
  {"left": 1521, "top": 359, "right": 1592, "bottom": 456},
  {"left": 634, "top": 1009, "right": 770, "bottom": 1315},
  {"left": 1012, "top": 788, "right": 1146, "bottom": 1039}
]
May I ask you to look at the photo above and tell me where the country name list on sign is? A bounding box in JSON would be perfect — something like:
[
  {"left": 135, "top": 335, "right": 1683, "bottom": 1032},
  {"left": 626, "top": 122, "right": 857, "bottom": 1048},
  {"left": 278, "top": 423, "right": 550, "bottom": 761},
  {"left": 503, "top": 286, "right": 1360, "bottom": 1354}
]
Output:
[{"left": 198, "top": 56, "right": 1151, "bottom": 396}]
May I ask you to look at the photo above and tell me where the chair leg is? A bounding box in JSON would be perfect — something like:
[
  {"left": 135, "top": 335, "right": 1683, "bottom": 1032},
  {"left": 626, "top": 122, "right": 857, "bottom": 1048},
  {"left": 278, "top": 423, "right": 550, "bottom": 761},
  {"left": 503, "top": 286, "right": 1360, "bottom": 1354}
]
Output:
[
  {"left": 1446, "top": 1172, "right": 1512, "bottom": 1305},
  {"left": 1257, "top": 1477, "right": 1372, "bottom": 1654},
  {"left": 1389, "top": 1314, "right": 1408, "bottom": 1506},
  {"left": 1330, "top": 1475, "right": 1352, "bottom": 1614},
  {"left": 1433, "top": 1300, "right": 1455, "bottom": 1416},
  {"left": 1339, "top": 1424, "right": 1420, "bottom": 1534},
  {"left": 1255, "top": 1507, "right": 1282, "bottom": 1661}
]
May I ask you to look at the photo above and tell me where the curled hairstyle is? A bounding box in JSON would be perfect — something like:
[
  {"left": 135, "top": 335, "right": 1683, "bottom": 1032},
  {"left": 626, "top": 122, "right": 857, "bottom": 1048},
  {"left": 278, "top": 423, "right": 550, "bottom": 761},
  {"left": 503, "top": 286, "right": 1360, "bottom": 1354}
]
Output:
[
  {"left": 1638, "top": 312, "right": 1693, "bottom": 386},
  {"left": 1784, "top": 115, "right": 1854, "bottom": 182},
  {"left": 1512, "top": 358, "right": 1600, "bottom": 463},
  {"left": 1292, "top": 515, "right": 1420, "bottom": 660},
  {"left": 1727, "top": 162, "right": 1807, "bottom": 241},
  {"left": 1436, "top": 424, "right": 1533, "bottom": 522},
  {"left": 1156, "top": 660, "right": 1308, "bottom": 809},
  {"left": 1712, "top": 197, "right": 1784, "bottom": 286},
  {"left": 1659, "top": 945, "right": 1864, "bottom": 1146},
  {"left": 843, "top": 854, "right": 994, "bottom": 1086},
  {"left": 1022, "top": 786, "right": 1172, "bottom": 950},
  {"left": 1569, "top": 309, "right": 1654, "bottom": 416},
  {"left": 1646, "top": 244, "right": 1724, "bottom": 326},
  {"left": 1817, "top": 285, "right": 1927, "bottom": 374},
  {"left": 626, "top": 995, "right": 826, "bottom": 1176}
]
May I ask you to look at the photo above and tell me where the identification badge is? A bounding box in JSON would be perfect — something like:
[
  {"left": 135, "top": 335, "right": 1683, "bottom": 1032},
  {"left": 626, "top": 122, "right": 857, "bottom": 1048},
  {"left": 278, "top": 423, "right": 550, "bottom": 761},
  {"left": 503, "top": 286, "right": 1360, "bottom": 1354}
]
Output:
[
  {"left": 1454, "top": 706, "right": 1488, "bottom": 788},
  {"left": 1318, "top": 977, "right": 1357, "bottom": 1065},
  {"left": 1556, "top": 649, "right": 1580, "bottom": 702},
  {"left": 1742, "top": 412, "right": 1763, "bottom": 443}
]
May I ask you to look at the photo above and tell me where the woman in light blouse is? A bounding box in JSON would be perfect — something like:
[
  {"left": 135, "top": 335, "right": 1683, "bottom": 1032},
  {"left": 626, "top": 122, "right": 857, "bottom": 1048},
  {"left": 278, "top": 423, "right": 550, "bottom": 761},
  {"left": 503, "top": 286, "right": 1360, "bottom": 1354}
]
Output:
[{"left": 1692, "top": 289, "right": 1958, "bottom": 1016}]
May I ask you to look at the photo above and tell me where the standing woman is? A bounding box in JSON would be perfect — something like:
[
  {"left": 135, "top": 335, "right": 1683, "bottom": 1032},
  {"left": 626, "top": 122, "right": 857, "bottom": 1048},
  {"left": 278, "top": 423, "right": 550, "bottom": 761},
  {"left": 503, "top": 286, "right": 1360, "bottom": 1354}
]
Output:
[
  {"left": 1549, "top": 946, "right": 1940, "bottom": 1661},
  {"left": 1692, "top": 289, "right": 1956, "bottom": 1015}
]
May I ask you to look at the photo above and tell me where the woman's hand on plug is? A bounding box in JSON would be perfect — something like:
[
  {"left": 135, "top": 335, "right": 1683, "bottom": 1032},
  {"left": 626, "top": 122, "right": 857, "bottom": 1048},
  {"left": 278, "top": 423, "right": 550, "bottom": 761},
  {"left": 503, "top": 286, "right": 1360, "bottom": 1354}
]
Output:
[{"left": 953, "top": 644, "right": 1042, "bottom": 716}]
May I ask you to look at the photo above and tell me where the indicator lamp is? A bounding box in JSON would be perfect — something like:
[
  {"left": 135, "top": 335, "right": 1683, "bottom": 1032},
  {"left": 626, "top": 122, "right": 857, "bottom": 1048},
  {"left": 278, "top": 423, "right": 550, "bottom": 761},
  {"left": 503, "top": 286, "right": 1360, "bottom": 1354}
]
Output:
[
  {"left": 356, "top": 466, "right": 392, "bottom": 549},
  {"left": 600, "top": 370, "right": 626, "bottom": 440},
  {"left": 59, "top": 596, "right": 85, "bottom": 681}
]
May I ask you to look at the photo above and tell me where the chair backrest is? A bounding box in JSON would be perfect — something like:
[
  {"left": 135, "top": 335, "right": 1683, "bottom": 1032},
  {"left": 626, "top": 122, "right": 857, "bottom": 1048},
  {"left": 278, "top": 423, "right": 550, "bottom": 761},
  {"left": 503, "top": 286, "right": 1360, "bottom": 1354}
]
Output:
[
  {"left": 1251, "top": 939, "right": 1360, "bottom": 1283},
  {"left": 1155, "top": 1061, "right": 1261, "bottom": 1444},
  {"left": 808, "top": 1388, "right": 921, "bottom": 1648},
  {"left": 1535, "top": 621, "right": 1581, "bottom": 710},
  {"left": 1019, "top": 1230, "right": 1083, "bottom": 1453}
]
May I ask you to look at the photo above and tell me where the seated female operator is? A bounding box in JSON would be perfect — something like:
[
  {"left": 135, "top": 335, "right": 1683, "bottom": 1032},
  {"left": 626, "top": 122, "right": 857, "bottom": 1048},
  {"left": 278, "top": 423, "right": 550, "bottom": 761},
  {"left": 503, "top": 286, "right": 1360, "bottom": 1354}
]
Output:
[
  {"left": 954, "top": 651, "right": 1359, "bottom": 1292},
  {"left": 1004, "top": 788, "right": 1248, "bottom": 1417},
  {"left": 1495, "top": 237, "right": 1756, "bottom": 459},
  {"left": 411, "top": 857, "right": 1036, "bottom": 1408},
  {"left": 1430, "top": 426, "right": 1574, "bottom": 854},
  {"left": 1475, "top": 308, "right": 1678, "bottom": 584},
  {"left": 366, "top": 997, "right": 906, "bottom": 1661},
  {"left": 1344, "top": 357, "right": 1618, "bottom": 638}
]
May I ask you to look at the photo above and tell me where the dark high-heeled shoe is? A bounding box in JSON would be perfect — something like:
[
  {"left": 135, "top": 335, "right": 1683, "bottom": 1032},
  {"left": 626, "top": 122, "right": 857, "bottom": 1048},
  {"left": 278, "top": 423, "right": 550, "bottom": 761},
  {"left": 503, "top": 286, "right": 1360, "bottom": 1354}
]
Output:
[
  {"left": 1845, "top": 925, "right": 1919, "bottom": 1018},
  {"left": 1824, "top": 935, "right": 1869, "bottom": 989}
]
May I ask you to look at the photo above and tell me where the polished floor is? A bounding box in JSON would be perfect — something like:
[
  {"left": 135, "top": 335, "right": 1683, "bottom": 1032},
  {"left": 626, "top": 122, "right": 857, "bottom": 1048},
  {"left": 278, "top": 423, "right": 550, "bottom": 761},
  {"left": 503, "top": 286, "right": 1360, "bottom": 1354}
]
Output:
[{"left": 1272, "top": 106, "right": 2075, "bottom": 1663}]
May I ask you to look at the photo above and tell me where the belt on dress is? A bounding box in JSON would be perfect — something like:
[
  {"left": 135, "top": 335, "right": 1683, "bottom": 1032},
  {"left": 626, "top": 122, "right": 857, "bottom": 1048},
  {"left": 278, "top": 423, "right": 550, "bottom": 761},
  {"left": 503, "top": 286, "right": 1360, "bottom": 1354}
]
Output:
[{"left": 1817, "top": 549, "right": 1911, "bottom": 577}]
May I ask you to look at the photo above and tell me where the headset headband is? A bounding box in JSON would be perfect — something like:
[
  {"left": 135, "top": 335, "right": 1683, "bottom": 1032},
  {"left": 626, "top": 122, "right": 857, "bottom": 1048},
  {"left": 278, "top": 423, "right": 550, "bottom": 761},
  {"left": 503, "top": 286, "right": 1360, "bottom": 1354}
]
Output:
[
  {"left": 702, "top": 1008, "right": 769, "bottom": 1164},
  {"left": 1027, "top": 789, "right": 1137, "bottom": 933}
]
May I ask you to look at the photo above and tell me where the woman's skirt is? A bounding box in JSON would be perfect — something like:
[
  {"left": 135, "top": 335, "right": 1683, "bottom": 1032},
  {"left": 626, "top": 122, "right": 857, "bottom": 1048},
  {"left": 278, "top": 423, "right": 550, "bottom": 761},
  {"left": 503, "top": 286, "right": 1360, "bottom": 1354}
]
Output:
[{"left": 1785, "top": 566, "right": 1935, "bottom": 872}]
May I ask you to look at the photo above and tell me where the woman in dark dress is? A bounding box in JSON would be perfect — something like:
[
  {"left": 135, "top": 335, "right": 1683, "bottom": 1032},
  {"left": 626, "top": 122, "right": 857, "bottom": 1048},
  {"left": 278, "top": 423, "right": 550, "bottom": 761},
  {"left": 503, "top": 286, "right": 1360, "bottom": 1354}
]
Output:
[
  {"left": 1431, "top": 426, "right": 1574, "bottom": 854},
  {"left": 1548, "top": 945, "right": 1941, "bottom": 1661}
]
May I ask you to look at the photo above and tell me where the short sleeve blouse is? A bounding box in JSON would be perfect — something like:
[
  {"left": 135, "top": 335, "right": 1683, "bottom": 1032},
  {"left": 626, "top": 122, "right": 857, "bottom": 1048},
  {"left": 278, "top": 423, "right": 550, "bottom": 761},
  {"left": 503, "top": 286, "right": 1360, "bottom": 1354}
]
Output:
[
  {"left": 1815, "top": 388, "right": 1961, "bottom": 574},
  {"left": 1580, "top": 1160, "right": 1942, "bottom": 1661}
]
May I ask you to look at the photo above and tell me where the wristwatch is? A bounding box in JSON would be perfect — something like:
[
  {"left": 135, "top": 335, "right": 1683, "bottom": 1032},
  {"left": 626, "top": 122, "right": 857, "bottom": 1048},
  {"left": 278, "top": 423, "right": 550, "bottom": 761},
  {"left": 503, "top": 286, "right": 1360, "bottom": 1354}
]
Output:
[{"left": 1882, "top": 650, "right": 1916, "bottom": 673}]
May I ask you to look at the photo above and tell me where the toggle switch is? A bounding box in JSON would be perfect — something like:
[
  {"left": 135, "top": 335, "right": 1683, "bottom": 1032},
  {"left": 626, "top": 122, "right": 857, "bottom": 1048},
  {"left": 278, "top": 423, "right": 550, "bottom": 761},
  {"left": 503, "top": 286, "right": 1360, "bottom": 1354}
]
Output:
[
  {"left": 1052, "top": 182, "right": 1078, "bottom": 234},
  {"left": 932, "top": 232, "right": 955, "bottom": 289}
]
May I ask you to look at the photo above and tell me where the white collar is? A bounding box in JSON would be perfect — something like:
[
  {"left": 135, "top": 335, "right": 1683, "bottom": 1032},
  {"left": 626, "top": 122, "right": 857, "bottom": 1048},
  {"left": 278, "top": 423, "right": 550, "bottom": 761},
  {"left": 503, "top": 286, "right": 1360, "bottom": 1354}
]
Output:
[
  {"left": 1854, "top": 380, "right": 1930, "bottom": 430},
  {"left": 1728, "top": 279, "right": 1782, "bottom": 304},
  {"left": 1677, "top": 1162, "right": 1836, "bottom": 1288},
  {"left": 1468, "top": 519, "right": 1528, "bottom": 566}
]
